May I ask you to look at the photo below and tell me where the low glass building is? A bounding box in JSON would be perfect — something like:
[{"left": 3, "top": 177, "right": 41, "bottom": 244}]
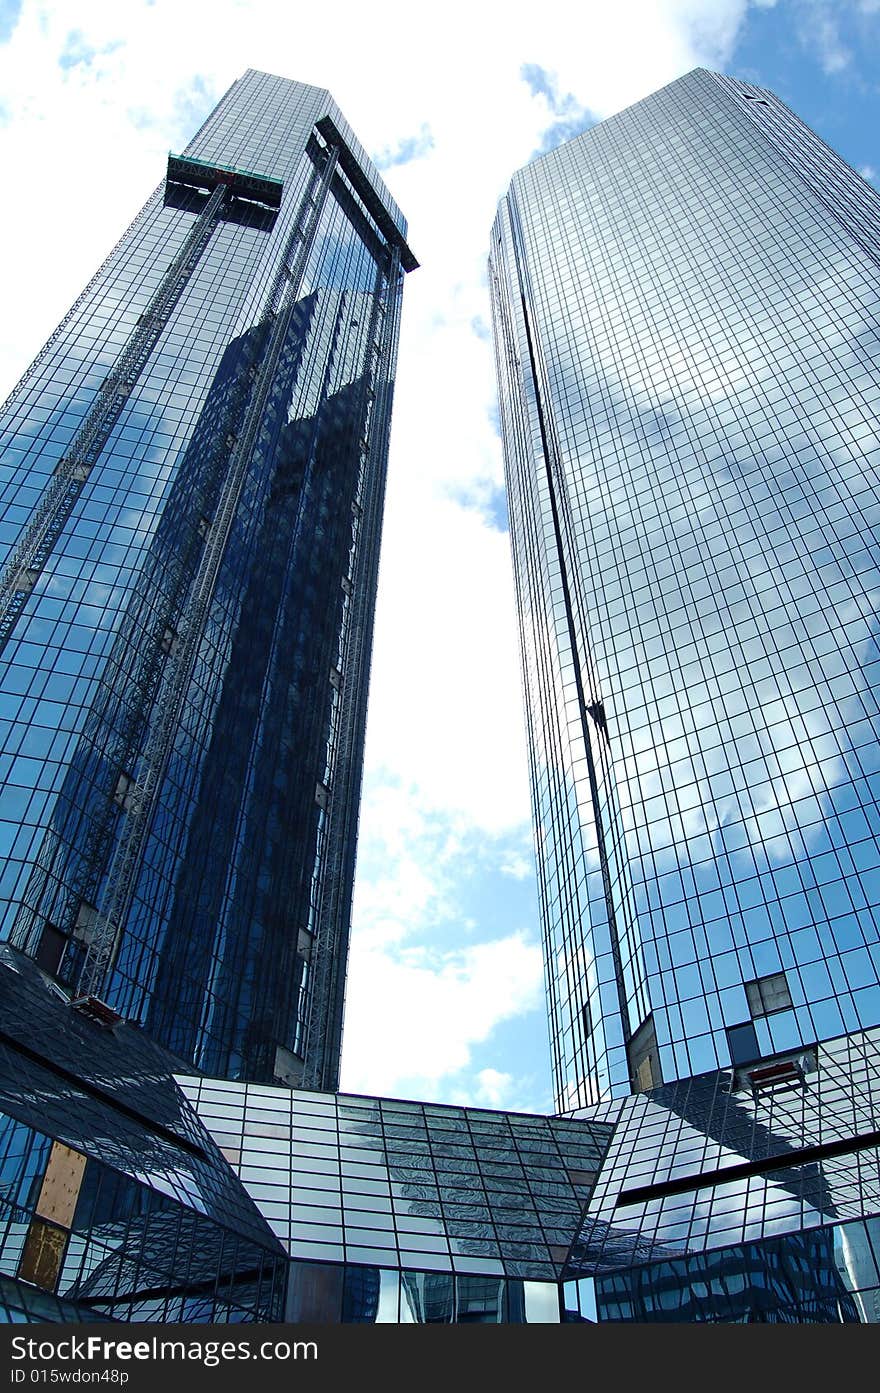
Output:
[
  {"left": 179, "top": 1074, "right": 612, "bottom": 1322},
  {"left": 564, "top": 1027, "right": 880, "bottom": 1321},
  {"left": 0, "top": 946, "right": 287, "bottom": 1322},
  {"left": 3, "top": 934, "right": 880, "bottom": 1323}
]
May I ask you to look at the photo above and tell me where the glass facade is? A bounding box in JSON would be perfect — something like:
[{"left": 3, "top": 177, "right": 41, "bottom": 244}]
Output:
[
  {"left": 0, "top": 71, "right": 414, "bottom": 1089},
  {"left": 5, "top": 914, "right": 880, "bottom": 1324},
  {"left": 180, "top": 1074, "right": 613, "bottom": 1322},
  {"left": 6, "top": 61, "right": 880, "bottom": 1330},
  {"left": 0, "top": 940, "right": 611, "bottom": 1326},
  {"left": 562, "top": 1026, "right": 880, "bottom": 1323},
  {"left": 490, "top": 68, "right": 880, "bottom": 1110},
  {"left": 0, "top": 946, "right": 287, "bottom": 1321}
]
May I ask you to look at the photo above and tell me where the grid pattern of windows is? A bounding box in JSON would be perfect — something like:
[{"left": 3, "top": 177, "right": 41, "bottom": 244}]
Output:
[
  {"left": 490, "top": 67, "right": 880, "bottom": 1109},
  {"left": 0, "top": 948, "right": 286, "bottom": 1322},
  {"left": 287, "top": 1261, "right": 563, "bottom": 1323},
  {"left": 0, "top": 1274, "right": 109, "bottom": 1324},
  {"left": 0, "top": 71, "right": 411, "bottom": 1089},
  {"left": 565, "top": 1216, "right": 880, "bottom": 1322},
  {"left": 180, "top": 1077, "right": 613, "bottom": 1283},
  {"left": 0, "top": 1109, "right": 284, "bottom": 1323},
  {"left": 569, "top": 1026, "right": 880, "bottom": 1272}
]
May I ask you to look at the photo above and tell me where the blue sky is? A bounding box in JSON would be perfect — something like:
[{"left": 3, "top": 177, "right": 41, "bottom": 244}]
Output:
[
  {"left": 0, "top": 1, "right": 876, "bottom": 1114},
  {"left": 733, "top": 1, "right": 880, "bottom": 179}
]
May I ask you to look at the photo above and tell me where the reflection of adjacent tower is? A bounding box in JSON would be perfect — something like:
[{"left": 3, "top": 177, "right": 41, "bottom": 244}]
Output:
[
  {"left": 341, "top": 1266, "right": 381, "bottom": 1323},
  {"left": 835, "top": 1223, "right": 880, "bottom": 1323},
  {"left": 490, "top": 67, "right": 880, "bottom": 1109},
  {"left": 587, "top": 1225, "right": 862, "bottom": 1323},
  {"left": 145, "top": 290, "right": 381, "bottom": 1082},
  {"left": 14, "top": 287, "right": 384, "bottom": 1083},
  {"left": 400, "top": 1272, "right": 526, "bottom": 1323},
  {"left": 9, "top": 278, "right": 398, "bottom": 1086},
  {"left": 0, "top": 71, "right": 415, "bottom": 1091}
]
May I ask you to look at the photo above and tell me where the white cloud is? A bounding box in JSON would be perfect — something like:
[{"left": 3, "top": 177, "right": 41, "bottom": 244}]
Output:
[
  {"left": 471, "top": 1068, "right": 517, "bottom": 1108},
  {"left": 0, "top": 0, "right": 760, "bottom": 1102},
  {"left": 341, "top": 931, "right": 544, "bottom": 1099},
  {"left": 532, "top": 193, "right": 880, "bottom": 886},
  {"left": 791, "top": 0, "right": 853, "bottom": 73},
  {"left": 500, "top": 853, "right": 534, "bottom": 881}
]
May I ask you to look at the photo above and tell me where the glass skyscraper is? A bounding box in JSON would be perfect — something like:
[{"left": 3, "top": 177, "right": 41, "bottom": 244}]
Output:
[
  {"left": 0, "top": 70, "right": 415, "bottom": 1091},
  {"left": 490, "top": 67, "right": 880, "bottom": 1112}
]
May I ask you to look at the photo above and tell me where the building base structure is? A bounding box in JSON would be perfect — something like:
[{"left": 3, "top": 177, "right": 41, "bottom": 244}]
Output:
[{"left": 2, "top": 948, "right": 879, "bottom": 1324}]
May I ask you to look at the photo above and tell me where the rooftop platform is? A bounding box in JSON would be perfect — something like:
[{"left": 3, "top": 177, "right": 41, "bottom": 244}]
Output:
[{"left": 165, "top": 153, "right": 284, "bottom": 211}]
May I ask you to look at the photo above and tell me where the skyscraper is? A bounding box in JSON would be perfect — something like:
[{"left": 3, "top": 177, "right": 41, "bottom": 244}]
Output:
[
  {"left": 490, "top": 67, "right": 880, "bottom": 1113},
  {"left": 0, "top": 69, "right": 415, "bottom": 1091}
]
